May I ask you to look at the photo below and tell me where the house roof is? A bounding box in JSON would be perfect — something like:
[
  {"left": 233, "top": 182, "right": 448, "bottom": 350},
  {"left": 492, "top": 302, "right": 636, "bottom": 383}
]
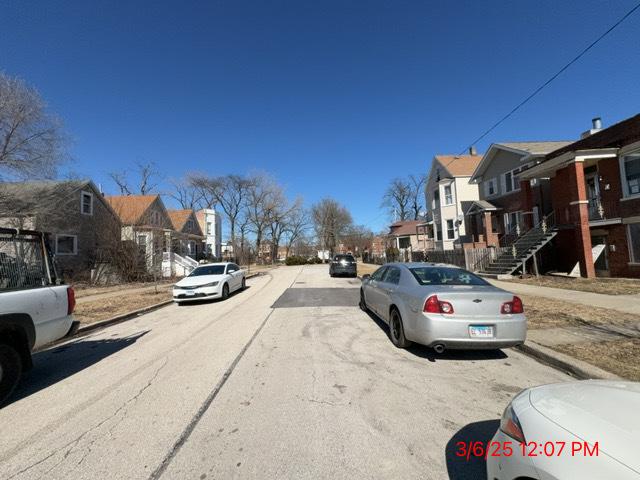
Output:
[
  {"left": 105, "top": 194, "right": 159, "bottom": 224},
  {"left": 465, "top": 200, "right": 500, "bottom": 215},
  {"left": 496, "top": 141, "right": 573, "bottom": 155},
  {"left": 433, "top": 155, "right": 483, "bottom": 178},
  {"left": 470, "top": 141, "right": 573, "bottom": 182},
  {"left": 167, "top": 209, "right": 194, "bottom": 231},
  {"left": 544, "top": 113, "right": 640, "bottom": 160},
  {"left": 388, "top": 220, "right": 423, "bottom": 236},
  {"left": 0, "top": 179, "right": 119, "bottom": 219}
]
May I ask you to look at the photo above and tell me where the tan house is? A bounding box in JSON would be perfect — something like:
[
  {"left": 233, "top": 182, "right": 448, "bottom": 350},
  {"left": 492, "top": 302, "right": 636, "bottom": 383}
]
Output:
[{"left": 167, "top": 209, "right": 205, "bottom": 259}]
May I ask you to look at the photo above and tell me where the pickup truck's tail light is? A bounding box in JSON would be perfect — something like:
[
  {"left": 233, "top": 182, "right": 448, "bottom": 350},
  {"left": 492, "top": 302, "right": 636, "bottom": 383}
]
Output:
[
  {"left": 67, "top": 286, "right": 76, "bottom": 315},
  {"left": 501, "top": 296, "right": 523, "bottom": 314},
  {"left": 423, "top": 295, "right": 454, "bottom": 314}
]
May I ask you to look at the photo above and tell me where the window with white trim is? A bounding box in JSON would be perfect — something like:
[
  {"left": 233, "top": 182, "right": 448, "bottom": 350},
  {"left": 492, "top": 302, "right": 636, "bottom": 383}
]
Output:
[
  {"left": 446, "top": 219, "right": 455, "bottom": 239},
  {"left": 503, "top": 164, "right": 532, "bottom": 193},
  {"left": 56, "top": 234, "right": 77, "bottom": 255},
  {"left": 623, "top": 153, "right": 640, "bottom": 196},
  {"left": 206, "top": 222, "right": 212, "bottom": 235},
  {"left": 80, "top": 191, "right": 93, "bottom": 215},
  {"left": 444, "top": 185, "right": 453, "bottom": 205},
  {"left": 484, "top": 178, "right": 497, "bottom": 197},
  {"left": 628, "top": 223, "right": 640, "bottom": 263}
]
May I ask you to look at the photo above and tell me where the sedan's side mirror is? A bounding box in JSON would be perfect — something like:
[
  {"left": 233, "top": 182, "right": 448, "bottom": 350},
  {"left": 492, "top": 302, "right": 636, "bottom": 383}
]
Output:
[{"left": 361, "top": 274, "right": 370, "bottom": 281}]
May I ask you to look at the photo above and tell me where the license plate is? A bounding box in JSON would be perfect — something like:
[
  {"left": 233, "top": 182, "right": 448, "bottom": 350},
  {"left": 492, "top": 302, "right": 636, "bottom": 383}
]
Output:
[
  {"left": 185, "top": 290, "right": 195, "bottom": 296},
  {"left": 469, "top": 326, "right": 494, "bottom": 338}
]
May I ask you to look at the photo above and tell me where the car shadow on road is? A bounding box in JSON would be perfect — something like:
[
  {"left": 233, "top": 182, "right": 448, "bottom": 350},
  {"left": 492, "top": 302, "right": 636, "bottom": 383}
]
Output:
[
  {"left": 9, "top": 331, "right": 149, "bottom": 406},
  {"left": 445, "top": 420, "right": 500, "bottom": 480},
  {"left": 178, "top": 285, "right": 252, "bottom": 306},
  {"left": 364, "top": 310, "right": 508, "bottom": 362}
]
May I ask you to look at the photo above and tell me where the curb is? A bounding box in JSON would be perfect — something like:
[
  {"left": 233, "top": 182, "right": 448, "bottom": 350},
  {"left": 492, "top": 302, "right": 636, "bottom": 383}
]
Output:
[
  {"left": 516, "top": 340, "right": 620, "bottom": 380},
  {"left": 69, "top": 271, "right": 265, "bottom": 340}
]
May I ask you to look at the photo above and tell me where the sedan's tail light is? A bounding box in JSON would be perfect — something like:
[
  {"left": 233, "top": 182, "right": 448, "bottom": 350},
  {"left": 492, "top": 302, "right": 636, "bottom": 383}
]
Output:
[
  {"left": 423, "top": 295, "right": 454, "bottom": 314},
  {"left": 67, "top": 286, "right": 76, "bottom": 315},
  {"left": 501, "top": 296, "right": 524, "bottom": 314},
  {"left": 500, "top": 404, "right": 526, "bottom": 443}
]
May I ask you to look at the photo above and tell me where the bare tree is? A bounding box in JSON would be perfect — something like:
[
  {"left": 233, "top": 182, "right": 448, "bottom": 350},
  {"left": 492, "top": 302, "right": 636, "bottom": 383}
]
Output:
[
  {"left": 245, "top": 173, "right": 277, "bottom": 262},
  {"left": 311, "top": 198, "right": 353, "bottom": 256},
  {"left": 382, "top": 178, "right": 412, "bottom": 221},
  {"left": 108, "top": 161, "right": 162, "bottom": 196},
  {"left": 282, "top": 201, "right": 309, "bottom": 258},
  {"left": 342, "top": 224, "right": 374, "bottom": 257},
  {"left": 189, "top": 174, "right": 250, "bottom": 251},
  {"left": 166, "top": 177, "right": 204, "bottom": 209},
  {"left": 408, "top": 174, "right": 426, "bottom": 220},
  {"left": 265, "top": 189, "right": 298, "bottom": 264},
  {"left": 0, "top": 72, "right": 67, "bottom": 180}
]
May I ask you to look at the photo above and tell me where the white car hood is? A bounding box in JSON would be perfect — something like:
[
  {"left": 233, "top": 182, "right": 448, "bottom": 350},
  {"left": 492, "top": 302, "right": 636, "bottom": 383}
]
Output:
[
  {"left": 530, "top": 381, "right": 640, "bottom": 473},
  {"left": 175, "top": 274, "right": 225, "bottom": 288}
]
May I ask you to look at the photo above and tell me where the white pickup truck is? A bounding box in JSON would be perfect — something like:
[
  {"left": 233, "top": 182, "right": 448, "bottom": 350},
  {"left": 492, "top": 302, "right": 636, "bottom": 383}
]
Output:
[{"left": 0, "top": 227, "right": 78, "bottom": 405}]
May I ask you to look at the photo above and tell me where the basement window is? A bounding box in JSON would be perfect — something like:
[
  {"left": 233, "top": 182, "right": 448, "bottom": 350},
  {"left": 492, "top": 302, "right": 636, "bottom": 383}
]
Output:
[{"left": 56, "top": 234, "right": 77, "bottom": 255}]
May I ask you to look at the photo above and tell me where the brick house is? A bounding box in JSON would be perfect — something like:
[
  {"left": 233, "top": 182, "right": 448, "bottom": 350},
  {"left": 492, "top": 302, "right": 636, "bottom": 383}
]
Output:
[
  {"left": 424, "top": 153, "right": 482, "bottom": 250},
  {"left": 387, "top": 220, "right": 427, "bottom": 261},
  {"left": 520, "top": 114, "right": 640, "bottom": 278},
  {"left": 0, "top": 180, "right": 121, "bottom": 279},
  {"left": 467, "top": 141, "right": 571, "bottom": 248}
]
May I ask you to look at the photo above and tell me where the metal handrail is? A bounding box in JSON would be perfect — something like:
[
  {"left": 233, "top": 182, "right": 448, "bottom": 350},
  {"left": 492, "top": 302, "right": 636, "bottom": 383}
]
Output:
[{"left": 498, "top": 212, "right": 556, "bottom": 252}]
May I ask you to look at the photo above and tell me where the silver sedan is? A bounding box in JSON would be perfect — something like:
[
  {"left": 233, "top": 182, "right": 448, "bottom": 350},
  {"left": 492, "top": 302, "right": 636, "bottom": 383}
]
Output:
[{"left": 359, "top": 262, "right": 526, "bottom": 352}]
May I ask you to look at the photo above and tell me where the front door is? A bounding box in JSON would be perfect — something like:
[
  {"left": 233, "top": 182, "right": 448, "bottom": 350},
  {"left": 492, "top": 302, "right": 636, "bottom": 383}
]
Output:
[
  {"left": 591, "top": 235, "right": 609, "bottom": 276},
  {"left": 585, "top": 173, "right": 600, "bottom": 219}
]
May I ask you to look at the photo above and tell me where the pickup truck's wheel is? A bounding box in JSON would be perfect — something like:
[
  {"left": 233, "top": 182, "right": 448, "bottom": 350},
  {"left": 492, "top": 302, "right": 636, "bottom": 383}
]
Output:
[
  {"left": 221, "top": 283, "right": 229, "bottom": 300},
  {"left": 0, "top": 344, "right": 22, "bottom": 406}
]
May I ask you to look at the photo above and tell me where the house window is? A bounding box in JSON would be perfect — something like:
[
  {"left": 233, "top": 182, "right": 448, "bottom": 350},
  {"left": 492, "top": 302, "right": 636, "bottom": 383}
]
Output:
[
  {"left": 206, "top": 222, "right": 212, "bottom": 235},
  {"left": 398, "top": 237, "right": 411, "bottom": 249},
  {"left": 186, "top": 219, "right": 194, "bottom": 230},
  {"left": 484, "top": 178, "right": 497, "bottom": 197},
  {"left": 628, "top": 223, "right": 640, "bottom": 263},
  {"left": 446, "top": 219, "right": 455, "bottom": 239},
  {"left": 80, "top": 191, "right": 93, "bottom": 215},
  {"left": 504, "top": 211, "right": 522, "bottom": 233},
  {"left": 444, "top": 185, "right": 453, "bottom": 205},
  {"left": 623, "top": 153, "right": 640, "bottom": 196},
  {"left": 55, "top": 234, "right": 77, "bottom": 255},
  {"left": 436, "top": 225, "right": 442, "bottom": 241},
  {"left": 504, "top": 171, "right": 513, "bottom": 193}
]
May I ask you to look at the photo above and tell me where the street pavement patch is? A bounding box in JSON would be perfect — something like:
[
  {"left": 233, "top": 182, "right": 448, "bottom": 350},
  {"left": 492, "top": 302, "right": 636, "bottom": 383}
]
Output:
[{"left": 272, "top": 287, "right": 359, "bottom": 308}]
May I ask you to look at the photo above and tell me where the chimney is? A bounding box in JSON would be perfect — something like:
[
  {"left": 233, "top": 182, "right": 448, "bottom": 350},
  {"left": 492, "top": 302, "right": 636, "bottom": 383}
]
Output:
[
  {"left": 469, "top": 146, "right": 477, "bottom": 156},
  {"left": 592, "top": 117, "right": 602, "bottom": 130},
  {"left": 580, "top": 117, "right": 603, "bottom": 139}
]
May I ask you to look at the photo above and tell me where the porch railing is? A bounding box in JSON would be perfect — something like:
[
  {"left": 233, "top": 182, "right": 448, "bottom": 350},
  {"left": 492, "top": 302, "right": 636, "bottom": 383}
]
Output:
[
  {"left": 498, "top": 212, "right": 556, "bottom": 251},
  {"left": 588, "top": 198, "right": 621, "bottom": 222}
]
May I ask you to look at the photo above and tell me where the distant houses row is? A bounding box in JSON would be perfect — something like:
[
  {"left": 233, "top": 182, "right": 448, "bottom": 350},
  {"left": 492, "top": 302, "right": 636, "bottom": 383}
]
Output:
[
  {"left": 378, "top": 113, "right": 640, "bottom": 279},
  {"left": 0, "top": 181, "right": 222, "bottom": 280}
]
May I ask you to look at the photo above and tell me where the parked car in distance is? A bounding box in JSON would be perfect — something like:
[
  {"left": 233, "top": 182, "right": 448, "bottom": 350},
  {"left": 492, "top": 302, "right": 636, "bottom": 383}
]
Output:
[
  {"left": 0, "top": 228, "right": 78, "bottom": 405},
  {"left": 329, "top": 254, "right": 357, "bottom": 277},
  {"left": 487, "top": 380, "right": 640, "bottom": 479},
  {"left": 359, "top": 262, "right": 526, "bottom": 351},
  {"left": 173, "top": 262, "right": 245, "bottom": 304}
]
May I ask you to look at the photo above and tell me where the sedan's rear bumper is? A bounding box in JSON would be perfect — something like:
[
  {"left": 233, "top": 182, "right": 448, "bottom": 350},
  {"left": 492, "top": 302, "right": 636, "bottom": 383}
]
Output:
[{"left": 410, "top": 313, "right": 526, "bottom": 349}]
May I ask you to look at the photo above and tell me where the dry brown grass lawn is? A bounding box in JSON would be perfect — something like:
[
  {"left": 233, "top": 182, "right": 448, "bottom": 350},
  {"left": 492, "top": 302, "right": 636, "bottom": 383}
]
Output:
[
  {"left": 552, "top": 339, "right": 640, "bottom": 381},
  {"left": 75, "top": 280, "right": 175, "bottom": 298},
  {"left": 510, "top": 275, "right": 640, "bottom": 295},
  {"left": 520, "top": 294, "right": 640, "bottom": 330},
  {"left": 74, "top": 290, "right": 171, "bottom": 325},
  {"left": 357, "top": 262, "right": 380, "bottom": 276}
]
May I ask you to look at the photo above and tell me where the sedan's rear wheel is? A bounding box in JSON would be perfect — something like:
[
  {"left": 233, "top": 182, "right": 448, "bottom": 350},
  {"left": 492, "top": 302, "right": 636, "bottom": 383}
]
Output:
[
  {"left": 221, "top": 283, "right": 229, "bottom": 300},
  {"left": 389, "top": 309, "right": 411, "bottom": 349},
  {"left": 241, "top": 277, "right": 246, "bottom": 290}
]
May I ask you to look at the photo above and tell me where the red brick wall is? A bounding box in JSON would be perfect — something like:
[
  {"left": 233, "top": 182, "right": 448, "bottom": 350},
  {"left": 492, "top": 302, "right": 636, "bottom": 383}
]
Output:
[{"left": 606, "top": 224, "right": 640, "bottom": 278}]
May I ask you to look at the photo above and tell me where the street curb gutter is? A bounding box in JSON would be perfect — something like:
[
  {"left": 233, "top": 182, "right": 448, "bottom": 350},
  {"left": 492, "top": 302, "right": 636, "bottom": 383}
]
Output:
[
  {"left": 516, "top": 340, "right": 620, "bottom": 380},
  {"left": 43, "top": 272, "right": 265, "bottom": 348}
]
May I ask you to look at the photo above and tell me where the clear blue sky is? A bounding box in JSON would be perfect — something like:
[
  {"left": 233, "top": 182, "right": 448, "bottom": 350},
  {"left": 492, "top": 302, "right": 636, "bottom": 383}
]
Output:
[{"left": 2, "top": 0, "right": 639, "bottom": 235}]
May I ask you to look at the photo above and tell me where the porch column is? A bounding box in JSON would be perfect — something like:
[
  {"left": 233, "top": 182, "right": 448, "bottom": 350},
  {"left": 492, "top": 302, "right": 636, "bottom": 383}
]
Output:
[
  {"left": 568, "top": 162, "right": 596, "bottom": 278},
  {"left": 484, "top": 212, "right": 499, "bottom": 247}
]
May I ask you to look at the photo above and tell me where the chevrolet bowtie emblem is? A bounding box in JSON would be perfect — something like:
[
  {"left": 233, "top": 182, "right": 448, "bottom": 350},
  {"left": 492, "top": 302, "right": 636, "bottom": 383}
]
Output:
[{"left": 473, "top": 299, "right": 482, "bottom": 303}]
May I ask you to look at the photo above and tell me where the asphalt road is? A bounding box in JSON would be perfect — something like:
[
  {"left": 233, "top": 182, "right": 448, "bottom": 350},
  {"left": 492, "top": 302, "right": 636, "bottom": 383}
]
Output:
[{"left": 0, "top": 265, "right": 570, "bottom": 480}]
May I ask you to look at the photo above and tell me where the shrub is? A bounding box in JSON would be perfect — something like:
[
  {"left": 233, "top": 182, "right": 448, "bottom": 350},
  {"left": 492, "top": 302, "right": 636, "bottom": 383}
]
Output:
[{"left": 285, "top": 255, "right": 308, "bottom": 266}]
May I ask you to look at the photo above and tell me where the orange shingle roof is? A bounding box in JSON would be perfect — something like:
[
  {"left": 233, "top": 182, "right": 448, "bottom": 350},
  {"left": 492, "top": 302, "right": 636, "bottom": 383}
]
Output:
[
  {"left": 434, "top": 154, "right": 482, "bottom": 177},
  {"left": 167, "top": 209, "right": 194, "bottom": 231},
  {"left": 105, "top": 195, "right": 158, "bottom": 224}
]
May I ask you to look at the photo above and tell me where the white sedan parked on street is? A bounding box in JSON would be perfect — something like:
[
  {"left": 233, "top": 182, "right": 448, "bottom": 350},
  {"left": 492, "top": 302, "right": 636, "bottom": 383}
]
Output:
[
  {"left": 487, "top": 380, "right": 640, "bottom": 479},
  {"left": 173, "top": 262, "right": 245, "bottom": 304}
]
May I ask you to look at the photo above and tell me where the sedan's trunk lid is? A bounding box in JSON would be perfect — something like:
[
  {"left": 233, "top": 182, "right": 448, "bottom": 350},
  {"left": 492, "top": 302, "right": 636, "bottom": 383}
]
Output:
[{"left": 424, "top": 285, "right": 515, "bottom": 317}]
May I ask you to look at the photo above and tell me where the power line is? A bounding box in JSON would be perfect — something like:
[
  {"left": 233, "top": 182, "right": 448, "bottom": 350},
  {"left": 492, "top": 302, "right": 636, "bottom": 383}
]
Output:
[{"left": 459, "top": 1, "right": 640, "bottom": 155}]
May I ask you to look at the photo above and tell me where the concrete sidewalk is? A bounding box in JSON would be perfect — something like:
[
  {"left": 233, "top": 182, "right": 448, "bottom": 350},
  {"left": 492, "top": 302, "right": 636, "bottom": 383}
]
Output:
[{"left": 489, "top": 279, "right": 640, "bottom": 315}]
